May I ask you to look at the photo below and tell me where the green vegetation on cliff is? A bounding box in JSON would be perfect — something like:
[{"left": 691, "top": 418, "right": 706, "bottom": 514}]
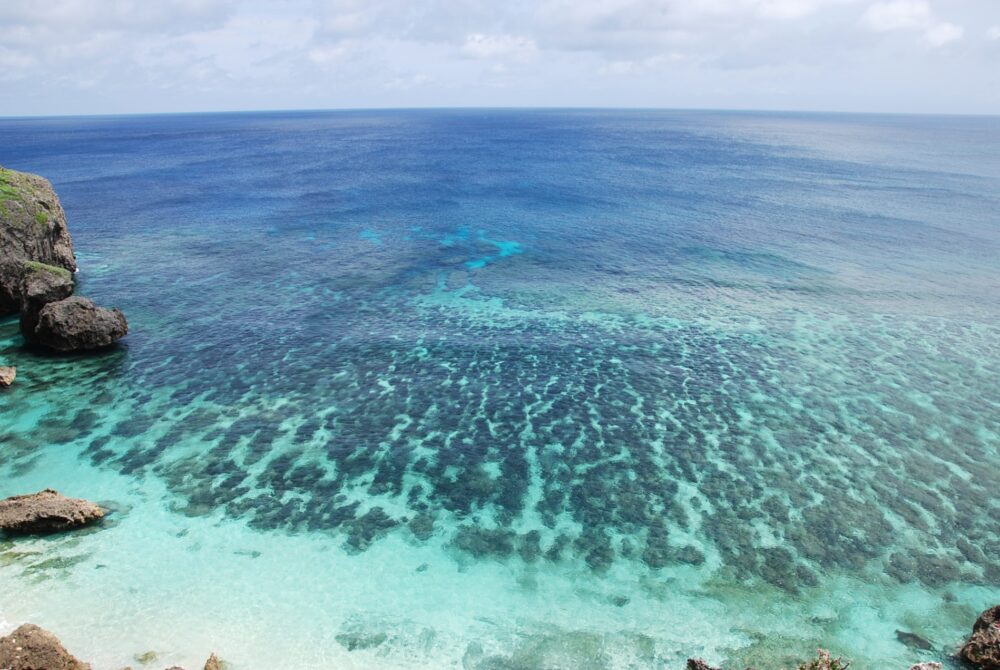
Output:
[
  {"left": 23, "top": 260, "right": 72, "bottom": 280},
  {"left": 0, "top": 168, "right": 20, "bottom": 202}
]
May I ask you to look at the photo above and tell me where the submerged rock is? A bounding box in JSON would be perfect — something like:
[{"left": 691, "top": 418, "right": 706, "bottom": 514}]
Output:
[
  {"left": 0, "top": 165, "right": 76, "bottom": 315},
  {"left": 0, "top": 623, "right": 91, "bottom": 670},
  {"left": 909, "top": 663, "right": 942, "bottom": 670},
  {"left": 0, "top": 365, "right": 14, "bottom": 387},
  {"left": 0, "top": 488, "right": 105, "bottom": 534},
  {"left": 961, "top": 605, "right": 1000, "bottom": 670},
  {"left": 204, "top": 653, "right": 224, "bottom": 670},
  {"left": 28, "top": 296, "right": 128, "bottom": 352},
  {"left": 896, "top": 629, "right": 934, "bottom": 651}
]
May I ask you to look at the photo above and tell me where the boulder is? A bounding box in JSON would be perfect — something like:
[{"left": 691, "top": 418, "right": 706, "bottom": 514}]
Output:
[
  {"left": 909, "top": 663, "right": 942, "bottom": 670},
  {"left": 0, "top": 488, "right": 105, "bottom": 534},
  {"left": 0, "top": 166, "right": 76, "bottom": 315},
  {"left": 28, "top": 296, "right": 128, "bottom": 352},
  {"left": 0, "top": 623, "right": 91, "bottom": 670},
  {"left": 204, "top": 654, "right": 224, "bottom": 670},
  {"left": 0, "top": 365, "right": 14, "bottom": 387},
  {"left": 688, "top": 661, "right": 721, "bottom": 670},
  {"left": 961, "top": 605, "right": 1000, "bottom": 670}
]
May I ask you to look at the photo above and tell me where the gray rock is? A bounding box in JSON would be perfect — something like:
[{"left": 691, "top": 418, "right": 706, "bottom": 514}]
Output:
[
  {"left": 0, "top": 166, "right": 76, "bottom": 315},
  {"left": 908, "top": 663, "right": 942, "bottom": 670},
  {"left": 19, "top": 261, "right": 75, "bottom": 339},
  {"left": 0, "top": 488, "right": 106, "bottom": 534},
  {"left": 29, "top": 296, "right": 128, "bottom": 352},
  {"left": 0, "top": 623, "right": 91, "bottom": 670},
  {"left": 0, "top": 365, "right": 14, "bottom": 387}
]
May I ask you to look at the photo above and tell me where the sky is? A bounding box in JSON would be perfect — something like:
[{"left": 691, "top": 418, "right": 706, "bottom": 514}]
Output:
[{"left": 0, "top": 0, "right": 998, "bottom": 116}]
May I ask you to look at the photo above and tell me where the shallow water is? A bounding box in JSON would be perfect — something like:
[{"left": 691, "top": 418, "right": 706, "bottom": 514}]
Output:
[{"left": 0, "top": 110, "right": 998, "bottom": 669}]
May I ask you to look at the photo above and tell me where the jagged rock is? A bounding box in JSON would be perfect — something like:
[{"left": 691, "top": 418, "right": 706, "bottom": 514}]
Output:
[
  {"left": 961, "top": 605, "right": 1000, "bottom": 670},
  {"left": 688, "top": 661, "right": 721, "bottom": 670},
  {"left": 909, "top": 663, "right": 942, "bottom": 669},
  {"left": 0, "top": 166, "right": 76, "bottom": 315},
  {"left": 204, "top": 653, "right": 223, "bottom": 670},
  {"left": 0, "top": 488, "right": 105, "bottom": 534},
  {"left": 0, "top": 365, "right": 14, "bottom": 387},
  {"left": 28, "top": 296, "right": 128, "bottom": 352},
  {"left": 0, "top": 623, "right": 91, "bottom": 670}
]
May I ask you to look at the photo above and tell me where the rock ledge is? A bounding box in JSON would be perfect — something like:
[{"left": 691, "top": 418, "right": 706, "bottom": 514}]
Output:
[{"left": 0, "top": 488, "right": 105, "bottom": 534}]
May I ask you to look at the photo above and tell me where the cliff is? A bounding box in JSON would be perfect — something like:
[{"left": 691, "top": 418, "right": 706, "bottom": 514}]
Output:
[{"left": 0, "top": 165, "right": 77, "bottom": 315}]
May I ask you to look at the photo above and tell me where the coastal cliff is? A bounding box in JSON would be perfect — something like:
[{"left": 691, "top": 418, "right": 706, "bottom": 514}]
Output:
[{"left": 0, "top": 165, "right": 76, "bottom": 315}]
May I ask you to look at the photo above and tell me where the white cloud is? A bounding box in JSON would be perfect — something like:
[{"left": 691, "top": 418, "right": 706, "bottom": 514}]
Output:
[
  {"left": 754, "top": 0, "right": 857, "bottom": 20},
  {"left": 461, "top": 34, "right": 538, "bottom": 62},
  {"left": 987, "top": 26, "right": 1000, "bottom": 40},
  {"left": 923, "top": 22, "right": 963, "bottom": 47},
  {"left": 861, "top": 0, "right": 963, "bottom": 47},
  {"left": 862, "top": 0, "right": 933, "bottom": 31}
]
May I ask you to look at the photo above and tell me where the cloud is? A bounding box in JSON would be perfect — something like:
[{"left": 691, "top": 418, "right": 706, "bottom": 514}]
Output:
[
  {"left": 988, "top": 26, "right": 1000, "bottom": 40},
  {"left": 861, "top": 0, "right": 964, "bottom": 47},
  {"left": 461, "top": 34, "right": 538, "bottom": 62},
  {"left": 923, "top": 22, "right": 963, "bottom": 47}
]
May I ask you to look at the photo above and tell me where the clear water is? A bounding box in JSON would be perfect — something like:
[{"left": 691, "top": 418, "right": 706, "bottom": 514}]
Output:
[{"left": 0, "top": 110, "right": 998, "bottom": 669}]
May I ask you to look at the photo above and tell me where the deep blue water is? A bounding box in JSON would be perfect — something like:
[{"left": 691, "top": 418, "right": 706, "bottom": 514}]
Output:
[{"left": 0, "top": 110, "right": 999, "bottom": 669}]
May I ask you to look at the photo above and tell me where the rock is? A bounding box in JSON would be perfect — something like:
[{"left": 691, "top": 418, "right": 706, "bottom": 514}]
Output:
[
  {"left": 29, "top": 296, "right": 128, "bottom": 352},
  {"left": 0, "top": 166, "right": 76, "bottom": 315},
  {"left": 0, "top": 623, "right": 91, "bottom": 670},
  {"left": 133, "top": 650, "right": 159, "bottom": 664},
  {"left": 961, "top": 605, "right": 1000, "bottom": 670},
  {"left": 687, "top": 661, "right": 721, "bottom": 670},
  {"left": 0, "top": 365, "right": 14, "bottom": 387},
  {"left": 0, "top": 488, "right": 106, "bottom": 534},
  {"left": 204, "top": 653, "right": 223, "bottom": 670},
  {"left": 19, "top": 261, "right": 74, "bottom": 338},
  {"left": 909, "top": 663, "right": 942, "bottom": 670},
  {"left": 335, "top": 630, "right": 388, "bottom": 651}
]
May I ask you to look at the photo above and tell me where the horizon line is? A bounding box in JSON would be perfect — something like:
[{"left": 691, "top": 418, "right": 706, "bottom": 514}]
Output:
[{"left": 2, "top": 104, "right": 999, "bottom": 121}]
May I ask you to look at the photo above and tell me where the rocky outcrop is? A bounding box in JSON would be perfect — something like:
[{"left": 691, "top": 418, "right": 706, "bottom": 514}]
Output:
[
  {"left": 18, "top": 260, "right": 75, "bottom": 338},
  {"left": 961, "top": 605, "right": 1000, "bottom": 670},
  {"left": 26, "top": 296, "right": 128, "bottom": 352},
  {"left": 909, "top": 663, "right": 942, "bottom": 670},
  {"left": 2, "top": 165, "right": 128, "bottom": 352},
  {"left": 0, "top": 166, "right": 76, "bottom": 315},
  {"left": 0, "top": 365, "right": 14, "bottom": 387},
  {"left": 0, "top": 488, "right": 105, "bottom": 534},
  {"left": 0, "top": 624, "right": 91, "bottom": 670}
]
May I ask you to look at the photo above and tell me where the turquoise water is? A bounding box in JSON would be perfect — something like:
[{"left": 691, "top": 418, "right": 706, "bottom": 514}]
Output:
[{"left": 0, "top": 110, "right": 998, "bottom": 669}]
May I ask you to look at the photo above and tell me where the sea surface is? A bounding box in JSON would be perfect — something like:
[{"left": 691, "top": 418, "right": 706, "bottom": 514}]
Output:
[{"left": 0, "top": 109, "right": 998, "bottom": 669}]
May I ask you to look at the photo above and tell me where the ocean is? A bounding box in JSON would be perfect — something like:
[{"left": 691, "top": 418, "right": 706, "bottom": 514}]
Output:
[{"left": 0, "top": 109, "right": 998, "bottom": 669}]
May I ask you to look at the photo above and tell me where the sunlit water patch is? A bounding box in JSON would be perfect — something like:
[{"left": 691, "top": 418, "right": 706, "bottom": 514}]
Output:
[{"left": 1, "top": 110, "right": 998, "bottom": 669}]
